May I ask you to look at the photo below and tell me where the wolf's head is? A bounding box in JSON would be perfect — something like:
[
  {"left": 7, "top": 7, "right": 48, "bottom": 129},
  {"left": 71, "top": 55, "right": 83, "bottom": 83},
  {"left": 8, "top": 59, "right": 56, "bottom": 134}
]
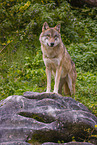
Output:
[{"left": 39, "top": 22, "right": 61, "bottom": 48}]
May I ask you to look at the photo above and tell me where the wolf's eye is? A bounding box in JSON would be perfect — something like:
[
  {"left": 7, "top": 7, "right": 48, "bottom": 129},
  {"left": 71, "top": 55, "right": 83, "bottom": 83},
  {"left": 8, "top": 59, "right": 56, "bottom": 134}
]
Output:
[
  {"left": 54, "top": 35, "right": 58, "bottom": 38},
  {"left": 45, "top": 34, "right": 50, "bottom": 40},
  {"left": 54, "top": 35, "right": 58, "bottom": 40},
  {"left": 46, "top": 34, "right": 50, "bottom": 37}
]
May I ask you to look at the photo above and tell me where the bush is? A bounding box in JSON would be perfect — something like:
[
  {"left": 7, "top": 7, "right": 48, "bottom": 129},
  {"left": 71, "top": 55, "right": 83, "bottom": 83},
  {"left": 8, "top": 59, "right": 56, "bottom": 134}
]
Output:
[
  {"left": 68, "top": 42, "right": 97, "bottom": 72},
  {"left": 0, "top": 54, "right": 46, "bottom": 100},
  {"left": 1, "top": 0, "right": 97, "bottom": 44}
]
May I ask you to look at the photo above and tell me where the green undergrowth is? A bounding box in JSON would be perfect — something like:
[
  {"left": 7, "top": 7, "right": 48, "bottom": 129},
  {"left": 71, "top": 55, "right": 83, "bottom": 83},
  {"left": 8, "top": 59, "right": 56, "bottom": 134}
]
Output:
[
  {"left": 0, "top": 0, "right": 97, "bottom": 117},
  {"left": 0, "top": 42, "right": 97, "bottom": 116}
]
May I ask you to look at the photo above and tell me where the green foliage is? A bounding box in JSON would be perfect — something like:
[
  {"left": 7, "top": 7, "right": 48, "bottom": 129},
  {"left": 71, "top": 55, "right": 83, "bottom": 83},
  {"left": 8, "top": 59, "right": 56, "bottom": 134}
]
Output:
[
  {"left": 68, "top": 42, "right": 97, "bottom": 72},
  {"left": 1, "top": 0, "right": 97, "bottom": 44},
  {"left": 0, "top": 52, "right": 46, "bottom": 100},
  {"left": 75, "top": 70, "right": 97, "bottom": 114},
  {"left": 0, "top": 0, "right": 97, "bottom": 121}
]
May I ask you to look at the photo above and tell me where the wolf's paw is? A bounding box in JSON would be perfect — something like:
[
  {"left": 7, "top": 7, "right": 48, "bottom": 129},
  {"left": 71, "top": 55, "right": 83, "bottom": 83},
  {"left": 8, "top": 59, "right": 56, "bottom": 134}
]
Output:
[
  {"left": 53, "top": 90, "right": 58, "bottom": 94},
  {"left": 46, "top": 90, "right": 51, "bottom": 93}
]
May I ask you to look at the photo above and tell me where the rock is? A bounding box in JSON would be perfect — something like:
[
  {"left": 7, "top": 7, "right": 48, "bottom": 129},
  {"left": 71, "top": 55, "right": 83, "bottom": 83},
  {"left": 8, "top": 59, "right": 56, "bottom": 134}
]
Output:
[
  {"left": 0, "top": 142, "right": 30, "bottom": 145},
  {"left": 67, "top": 0, "right": 97, "bottom": 7},
  {"left": 42, "top": 142, "right": 94, "bottom": 145},
  {"left": 0, "top": 92, "right": 97, "bottom": 145}
]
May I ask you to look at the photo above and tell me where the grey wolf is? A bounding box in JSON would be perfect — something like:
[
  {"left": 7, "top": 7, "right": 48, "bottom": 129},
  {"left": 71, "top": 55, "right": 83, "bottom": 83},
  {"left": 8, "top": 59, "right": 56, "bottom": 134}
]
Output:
[{"left": 39, "top": 22, "right": 77, "bottom": 95}]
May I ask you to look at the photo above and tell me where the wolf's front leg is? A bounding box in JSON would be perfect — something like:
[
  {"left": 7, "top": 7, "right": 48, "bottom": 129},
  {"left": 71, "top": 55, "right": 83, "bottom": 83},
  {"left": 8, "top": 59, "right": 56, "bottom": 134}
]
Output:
[
  {"left": 46, "top": 67, "right": 51, "bottom": 92},
  {"left": 54, "top": 66, "right": 62, "bottom": 93},
  {"left": 67, "top": 74, "right": 73, "bottom": 96}
]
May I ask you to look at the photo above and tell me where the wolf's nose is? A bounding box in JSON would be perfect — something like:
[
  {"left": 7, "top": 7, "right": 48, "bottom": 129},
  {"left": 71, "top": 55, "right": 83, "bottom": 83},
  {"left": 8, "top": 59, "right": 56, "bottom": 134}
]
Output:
[{"left": 50, "top": 43, "right": 54, "bottom": 47}]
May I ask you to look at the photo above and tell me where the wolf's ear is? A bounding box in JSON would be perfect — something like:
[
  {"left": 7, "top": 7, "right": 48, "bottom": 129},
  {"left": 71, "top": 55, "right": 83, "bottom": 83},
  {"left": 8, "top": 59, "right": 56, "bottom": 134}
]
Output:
[
  {"left": 55, "top": 24, "right": 61, "bottom": 32},
  {"left": 42, "top": 22, "right": 49, "bottom": 31}
]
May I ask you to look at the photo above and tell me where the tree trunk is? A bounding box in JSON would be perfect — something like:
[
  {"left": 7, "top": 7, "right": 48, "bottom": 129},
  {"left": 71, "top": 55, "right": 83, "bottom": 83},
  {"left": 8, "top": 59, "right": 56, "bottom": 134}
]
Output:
[{"left": 68, "top": 0, "right": 97, "bottom": 7}]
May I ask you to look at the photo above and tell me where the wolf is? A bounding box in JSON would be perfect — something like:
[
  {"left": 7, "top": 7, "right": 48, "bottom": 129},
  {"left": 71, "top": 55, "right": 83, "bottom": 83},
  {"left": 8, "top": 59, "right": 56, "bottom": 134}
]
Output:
[{"left": 39, "top": 22, "right": 77, "bottom": 95}]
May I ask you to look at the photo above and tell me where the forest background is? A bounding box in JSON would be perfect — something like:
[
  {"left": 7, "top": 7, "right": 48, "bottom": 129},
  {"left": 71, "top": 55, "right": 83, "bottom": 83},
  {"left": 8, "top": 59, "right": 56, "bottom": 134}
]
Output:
[{"left": 0, "top": 0, "right": 97, "bottom": 116}]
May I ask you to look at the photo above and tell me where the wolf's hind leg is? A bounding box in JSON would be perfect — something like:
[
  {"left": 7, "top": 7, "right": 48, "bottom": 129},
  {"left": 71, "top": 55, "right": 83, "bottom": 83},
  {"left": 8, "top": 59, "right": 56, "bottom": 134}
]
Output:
[
  {"left": 65, "top": 74, "right": 74, "bottom": 96},
  {"left": 63, "top": 81, "right": 71, "bottom": 95},
  {"left": 58, "top": 77, "right": 66, "bottom": 95},
  {"left": 58, "top": 76, "right": 70, "bottom": 95},
  {"left": 72, "top": 82, "right": 76, "bottom": 95}
]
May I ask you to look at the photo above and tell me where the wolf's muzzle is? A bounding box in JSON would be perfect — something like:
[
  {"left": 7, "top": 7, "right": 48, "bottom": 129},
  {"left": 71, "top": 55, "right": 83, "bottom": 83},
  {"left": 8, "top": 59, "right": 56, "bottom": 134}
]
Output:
[
  {"left": 50, "top": 42, "right": 54, "bottom": 47},
  {"left": 47, "top": 42, "right": 54, "bottom": 47}
]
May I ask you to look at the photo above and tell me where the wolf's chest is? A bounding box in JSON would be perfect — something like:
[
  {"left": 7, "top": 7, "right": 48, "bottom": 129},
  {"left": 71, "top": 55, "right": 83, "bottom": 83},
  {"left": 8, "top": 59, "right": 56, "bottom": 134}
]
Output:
[{"left": 43, "top": 57, "right": 61, "bottom": 70}]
